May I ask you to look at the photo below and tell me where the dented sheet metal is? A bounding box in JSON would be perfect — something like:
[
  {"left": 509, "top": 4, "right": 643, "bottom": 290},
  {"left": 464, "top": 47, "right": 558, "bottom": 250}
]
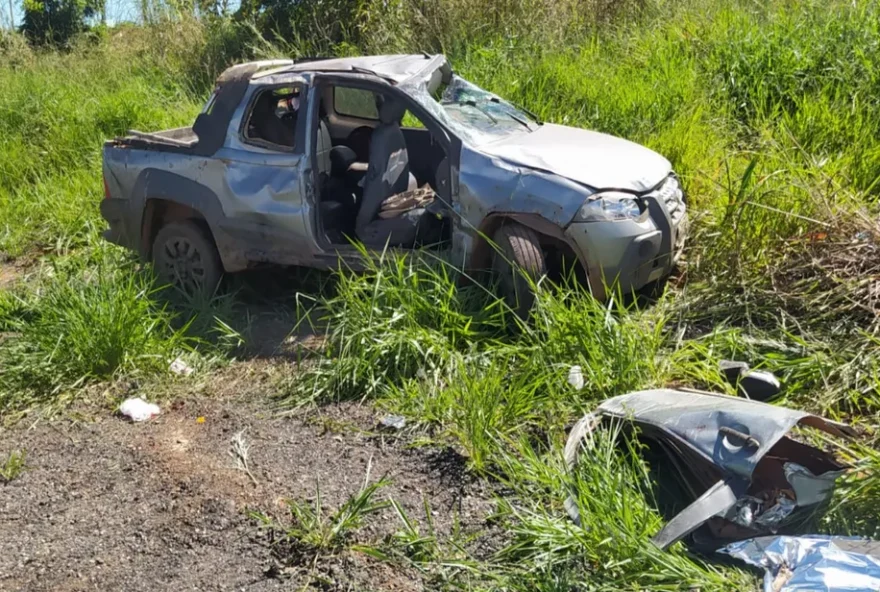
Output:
[
  {"left": 103, "top": 54, "right": 688, "bottom": 299},
  {"left": 719, "top": 535, "right": 880, "bottom": 592},
  {"left": 479, "top": 123, "right": 671, "bottom": 193},
  {"left": 564, "top": 389, "right": 856, "bottom": 551}
]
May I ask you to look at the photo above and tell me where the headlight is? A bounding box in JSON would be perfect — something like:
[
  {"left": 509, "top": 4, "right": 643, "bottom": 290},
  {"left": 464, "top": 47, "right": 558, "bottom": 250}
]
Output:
[{"left": 575, "top": 192, "right": 642, "bottom": 222}]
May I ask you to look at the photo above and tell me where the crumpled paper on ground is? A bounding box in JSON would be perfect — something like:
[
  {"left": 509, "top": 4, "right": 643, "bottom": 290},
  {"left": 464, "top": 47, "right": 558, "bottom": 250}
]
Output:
[{"left": 119, "top": 397, "right": 161, "bottom": 422}]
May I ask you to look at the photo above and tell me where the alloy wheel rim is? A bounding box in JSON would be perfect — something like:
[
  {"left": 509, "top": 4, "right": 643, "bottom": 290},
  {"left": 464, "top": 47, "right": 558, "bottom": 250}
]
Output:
[{"left": 161, "top": 237, "right": 206, "bottom": 294}]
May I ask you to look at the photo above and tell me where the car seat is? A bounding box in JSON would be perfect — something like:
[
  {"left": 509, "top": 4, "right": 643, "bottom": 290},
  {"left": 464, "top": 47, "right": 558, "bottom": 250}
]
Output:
[{"left": 355, "top": 96, "right": 427, "bottom": 248}]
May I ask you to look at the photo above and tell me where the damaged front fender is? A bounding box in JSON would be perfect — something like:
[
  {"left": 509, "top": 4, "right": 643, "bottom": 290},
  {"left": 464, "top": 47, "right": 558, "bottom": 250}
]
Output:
[{"left": 452, "top": 146, "right": 590, "bottom": 267}]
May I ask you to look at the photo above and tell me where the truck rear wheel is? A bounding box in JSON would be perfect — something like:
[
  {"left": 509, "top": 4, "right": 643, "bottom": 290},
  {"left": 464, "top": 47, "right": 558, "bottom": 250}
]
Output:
[
  {"left": 152, "top": 220, "right": 222, "bottom": 297},
  {"left": 491, "top": 222, "right": 547, "bottom": 319}
]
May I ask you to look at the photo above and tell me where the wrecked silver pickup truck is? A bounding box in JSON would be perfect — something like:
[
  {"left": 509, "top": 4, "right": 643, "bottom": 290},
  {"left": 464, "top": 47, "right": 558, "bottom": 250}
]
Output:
[{"left": 100, "top": 55, "right": 687, "bottom": 311}]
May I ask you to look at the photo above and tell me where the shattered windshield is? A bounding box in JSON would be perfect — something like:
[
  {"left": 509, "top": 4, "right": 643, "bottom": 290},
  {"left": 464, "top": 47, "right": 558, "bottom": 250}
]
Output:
[{"left": 410, "top": 75, "right": 538, "bottom": 145}]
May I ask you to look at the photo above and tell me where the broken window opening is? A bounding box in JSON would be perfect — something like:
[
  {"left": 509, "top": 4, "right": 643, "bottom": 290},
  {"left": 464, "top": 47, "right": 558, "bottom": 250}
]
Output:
[{"left": 244, "top": 86, "right": 303, "bottom": 150}]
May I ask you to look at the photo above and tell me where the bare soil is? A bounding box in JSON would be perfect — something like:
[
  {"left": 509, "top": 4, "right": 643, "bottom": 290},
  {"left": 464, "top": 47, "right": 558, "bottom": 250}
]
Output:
[
  {"left": 0, "top": 254, "right": 32, "bottom": 290},
  {"left": 0, "top": 392, "right": 498, "bottom": 591}
]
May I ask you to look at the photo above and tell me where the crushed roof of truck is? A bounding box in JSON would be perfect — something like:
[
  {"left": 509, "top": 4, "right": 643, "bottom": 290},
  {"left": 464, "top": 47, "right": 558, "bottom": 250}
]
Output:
[
  {"left": 218, "top": 54, "right": 446, "bottom": 86},
  {"left": 280, "top": 54, "right": 442, "bottom": 83}
]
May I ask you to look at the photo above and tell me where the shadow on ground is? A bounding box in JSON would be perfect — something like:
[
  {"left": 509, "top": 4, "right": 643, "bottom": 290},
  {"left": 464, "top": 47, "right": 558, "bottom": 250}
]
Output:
[{"left": 170, "top": 266, "right": 336, "bottom": 361}]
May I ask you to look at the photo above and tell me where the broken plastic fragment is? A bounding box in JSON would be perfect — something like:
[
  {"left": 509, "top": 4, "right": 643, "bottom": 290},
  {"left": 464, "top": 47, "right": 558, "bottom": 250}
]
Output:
[
  {"left": 567, "top": 365, "right": 584, "bottom": 390},
  {"left": 119, "top": 397, "right": 161, "bottom": 422},
  {"left": 379, "top": 415, "right": 406, "bottom": 430},
  {"left": 755, "top": 494, "right": 796, "bottom": 530},
  {"left": 784, "top": 462, "right": 844, "bottom": 507},
  {"left": 722, "top": 494, "right": 794, "bottom": 530},
  {"left": 731, "top": 498, "right": 756, "bottom": 527},
  {"left": 720, "top": 360, "right": 781, "bottom": 401}
]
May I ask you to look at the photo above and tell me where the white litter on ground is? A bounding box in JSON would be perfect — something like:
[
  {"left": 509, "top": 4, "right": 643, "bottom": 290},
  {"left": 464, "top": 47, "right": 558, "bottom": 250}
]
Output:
[
  {"left": 567, "top": 365, "right": 584, "bottom": 390},
  {"left": 380, "top": 415, "right": 407, "bottom": 430},
  {"left": 119, "top": 398, "right": 161, "bottom": 422}
]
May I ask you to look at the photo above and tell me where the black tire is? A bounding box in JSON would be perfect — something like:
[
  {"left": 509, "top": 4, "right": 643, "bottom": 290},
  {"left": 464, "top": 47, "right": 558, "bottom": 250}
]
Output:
[
  {"left": 152, "top": 220, "right": 222, "bottom": 297},
  {"left": 491, "top": 222, "right": 547, "bottom": 319}
]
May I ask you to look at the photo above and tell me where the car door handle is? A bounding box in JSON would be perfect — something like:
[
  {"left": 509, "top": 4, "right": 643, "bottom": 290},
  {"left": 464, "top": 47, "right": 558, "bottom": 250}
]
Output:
[{"left": 719, "top": 426, "right": 760, "bottom": 449}]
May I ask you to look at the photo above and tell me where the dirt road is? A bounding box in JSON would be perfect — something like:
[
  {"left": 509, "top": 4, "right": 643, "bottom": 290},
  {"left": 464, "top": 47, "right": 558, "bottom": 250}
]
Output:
[{"left": 0, "top": 393, "right": 496, "bottom": 591}]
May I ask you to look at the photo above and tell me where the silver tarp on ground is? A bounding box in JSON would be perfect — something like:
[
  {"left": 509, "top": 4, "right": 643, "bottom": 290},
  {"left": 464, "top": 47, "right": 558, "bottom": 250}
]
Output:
[{"left": 719, "top": 535, "right": 880, "bottom": 592}]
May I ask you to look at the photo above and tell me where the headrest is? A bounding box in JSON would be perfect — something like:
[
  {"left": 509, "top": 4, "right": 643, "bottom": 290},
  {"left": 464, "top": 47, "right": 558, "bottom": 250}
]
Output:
[{"left": 378, "top": 96, "right": 406, "bottom": 124}]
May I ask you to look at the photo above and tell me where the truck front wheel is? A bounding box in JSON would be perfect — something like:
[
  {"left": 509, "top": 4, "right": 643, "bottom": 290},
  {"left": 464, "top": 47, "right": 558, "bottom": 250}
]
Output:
[
  {"left": 152, "top": 220, "right": 222, "bottom": 297},
  {"left": 491, "top": 222, "right": 547, "bottom": 319}
]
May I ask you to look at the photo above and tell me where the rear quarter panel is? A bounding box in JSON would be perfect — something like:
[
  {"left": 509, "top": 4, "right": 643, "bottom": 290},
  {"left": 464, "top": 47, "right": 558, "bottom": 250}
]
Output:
[{"left": 104, "top": 143, "right": 226, "bottom": 233}]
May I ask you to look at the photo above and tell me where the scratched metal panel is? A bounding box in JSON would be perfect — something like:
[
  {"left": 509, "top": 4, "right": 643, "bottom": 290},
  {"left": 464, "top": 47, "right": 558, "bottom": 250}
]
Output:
[
  {"left": 457, "top": 145, "right": 589, "bottom": 232},
  {"left": 597, "top": 389, "right": 853, "bottom": 480}
]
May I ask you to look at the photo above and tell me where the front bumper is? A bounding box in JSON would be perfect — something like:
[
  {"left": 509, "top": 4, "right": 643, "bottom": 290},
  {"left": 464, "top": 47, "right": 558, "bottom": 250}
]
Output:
[{"left": 564, "top": 190, "right": 687, "bottom": 298}]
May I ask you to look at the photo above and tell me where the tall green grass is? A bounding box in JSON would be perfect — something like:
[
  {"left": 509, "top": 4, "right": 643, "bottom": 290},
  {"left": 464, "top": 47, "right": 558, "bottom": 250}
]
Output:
[
  {"left": 0, "top": 40, "right": 200, "bottom": 255},
  {"left": 493, "top": 426, "right": 753, "bottom": 590},
  {"left": 2, "top": 0, "right": 880, "bottom": 587},
  {"left": 0, "top": 251, "right": 196, "bottom": 416}
]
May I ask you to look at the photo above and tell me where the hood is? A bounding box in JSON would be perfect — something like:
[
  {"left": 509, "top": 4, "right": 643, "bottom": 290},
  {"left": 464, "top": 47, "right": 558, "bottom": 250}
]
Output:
[{"left": 479, "top": 123, "right": 671, "bottom": 193}]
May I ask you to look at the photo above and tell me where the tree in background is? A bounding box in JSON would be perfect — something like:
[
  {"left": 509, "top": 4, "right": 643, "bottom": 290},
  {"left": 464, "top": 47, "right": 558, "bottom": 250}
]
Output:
[{"left": 21, "top": 0, "right": 103, "bottom": 46}]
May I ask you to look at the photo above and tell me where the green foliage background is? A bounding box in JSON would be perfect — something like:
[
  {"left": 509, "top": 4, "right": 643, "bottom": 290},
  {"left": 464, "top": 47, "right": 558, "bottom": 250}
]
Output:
[{"left": 3, "top": 0, "right": 880, "bottom": 588}]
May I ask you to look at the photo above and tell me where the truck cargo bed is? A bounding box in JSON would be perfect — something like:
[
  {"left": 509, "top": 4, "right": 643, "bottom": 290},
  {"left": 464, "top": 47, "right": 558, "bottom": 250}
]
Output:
[{"left": 113, "top": 126, "right": 199, "bottom": 153}]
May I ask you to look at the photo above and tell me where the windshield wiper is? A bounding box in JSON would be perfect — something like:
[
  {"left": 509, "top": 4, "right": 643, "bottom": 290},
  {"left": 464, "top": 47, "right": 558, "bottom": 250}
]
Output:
[
  {"left": 462, "top": 99, "right": 498, "bottom": 124},
  {"left": 504, "top": 109, "right": 532, "bottom": 130},
  {"left": 489, "top": 96, "right": 542, "bottom": 126}
]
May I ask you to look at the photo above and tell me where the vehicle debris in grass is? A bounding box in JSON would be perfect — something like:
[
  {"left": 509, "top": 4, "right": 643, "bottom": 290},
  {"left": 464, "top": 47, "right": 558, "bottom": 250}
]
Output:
[
  {"left": 169, "top": 356, "right": 194, "bottom": 376},
  {"left": 564, "top": 389, "right": 856, "bottom": 552},
  {"left": 567, "top": 365, "right": 584, "bottom": 390},
  {"left": 118, "top": 397, "right": 161, "bottom": 422},
  {"left": 720, "top": 360, "right": 781, "bottom": 402},
  {"left": 379, "top": 414, "right": 407, "bottom": 430},
  {"left": 719, "top": 535, "right": 880, "bottom": 592}
]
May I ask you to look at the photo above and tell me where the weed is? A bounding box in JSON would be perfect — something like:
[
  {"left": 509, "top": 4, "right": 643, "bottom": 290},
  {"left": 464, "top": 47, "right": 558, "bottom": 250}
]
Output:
[
  {"left": 361, "top": 496, "right": 487, "bottom": 587},
  {"left": 384, "top": 497, "right": 440, "bottom": 564},
  {"left": 229, "top": 429, "right": 258, "bottom": 486},
  {"left": 251, "top": 463, "right": 390, "bottom": 561},
  {"left": 0, "top": 252, "right": 196, "bottom": 415},
  {"left": 0, "top": 287, "right": 36, "bottom": 332},
  {"left": 277, "top": 248, "right": 506, "bottom": 407},
  {"left": 0, "top": 449, "right": 26, "bottom": 483},
  {"left": 493, "top": 425, "right": 751, "bottom": 590}
]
